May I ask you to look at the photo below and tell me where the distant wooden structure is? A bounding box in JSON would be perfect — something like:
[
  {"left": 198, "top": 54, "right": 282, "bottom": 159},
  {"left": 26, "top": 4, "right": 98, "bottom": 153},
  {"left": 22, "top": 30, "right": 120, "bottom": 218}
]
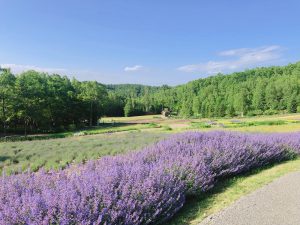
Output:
[{"left": 161, "top": 108, "right": 171, "bottom": 118}]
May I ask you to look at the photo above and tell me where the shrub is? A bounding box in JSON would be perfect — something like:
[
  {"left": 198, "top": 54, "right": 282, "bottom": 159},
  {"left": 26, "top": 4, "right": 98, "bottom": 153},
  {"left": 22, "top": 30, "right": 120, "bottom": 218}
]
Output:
[
  {"left": 147, "top": 123, "right": 160, "bottom": 128},
  {"left": 0, "top": 131, "right": 300, "bottom": 224},
  {"left": 264, "top": 109, "right": 278, "bottom": 115},
  {"left": 67, "top": 124, "right": 77, "bottom": 131},
  {"left": 247, "top": 109, "right": 263, "bottom": 116},
  {"left": 255, "top": 120, "right": 285, "bottom": 126},
  {"left": 191, "top": 122, "right": 212, "bottom": 128},
  {"left": 162, "top": 125, "right": 173, "bottom": 131}
]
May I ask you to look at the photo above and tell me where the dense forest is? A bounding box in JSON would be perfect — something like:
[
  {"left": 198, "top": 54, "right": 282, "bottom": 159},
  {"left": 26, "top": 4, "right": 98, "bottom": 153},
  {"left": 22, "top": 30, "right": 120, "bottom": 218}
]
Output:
[
  {"left": 108, "top": 62, "right": 300, "bottom": 117},
  {"left": 0, "top": 62, "right": 300, "bottom": 135},
  {"left": 0, "top": 69, "right": 107, "bottom": 135}
]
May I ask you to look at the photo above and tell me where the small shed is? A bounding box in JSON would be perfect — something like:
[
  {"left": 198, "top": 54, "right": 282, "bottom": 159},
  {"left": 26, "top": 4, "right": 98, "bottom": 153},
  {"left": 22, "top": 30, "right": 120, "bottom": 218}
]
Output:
[{"left": 161, "top": 108, "right": 171, "bottom": 117}]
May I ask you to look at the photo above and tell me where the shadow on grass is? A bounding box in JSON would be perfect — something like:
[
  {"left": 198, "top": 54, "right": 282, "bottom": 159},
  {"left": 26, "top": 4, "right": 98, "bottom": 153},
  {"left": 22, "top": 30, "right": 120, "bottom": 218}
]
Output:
[
  {"left": 0, "top": 156, "right": 10, "bottom": 162},
  {"left": 0, "top": 122, "right": 154, "bottom": 142},
  {"left": 93, "top": 122, "right": 141, "bottom": 128},
  {"left": 167, "top": 160, "right": 292, "bottom": 225}
]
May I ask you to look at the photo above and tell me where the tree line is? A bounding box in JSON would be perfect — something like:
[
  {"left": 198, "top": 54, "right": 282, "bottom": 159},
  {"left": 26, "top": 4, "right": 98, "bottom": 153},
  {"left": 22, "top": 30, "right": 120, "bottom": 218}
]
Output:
[
  {"left": 0, "top": 69, "right": 107, "bottom": 136},
  {"left": 107, "top": 62, "right": 300, "bottom": 117},
  {"left": 1, "top": 62, "right": 300, "bottom": 135}
]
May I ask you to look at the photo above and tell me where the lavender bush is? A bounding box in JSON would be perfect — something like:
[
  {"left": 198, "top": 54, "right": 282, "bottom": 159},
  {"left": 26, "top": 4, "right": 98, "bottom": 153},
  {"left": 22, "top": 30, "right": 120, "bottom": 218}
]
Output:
[{"left": 1, "top": 131, "right": 300, "bottom": 224}]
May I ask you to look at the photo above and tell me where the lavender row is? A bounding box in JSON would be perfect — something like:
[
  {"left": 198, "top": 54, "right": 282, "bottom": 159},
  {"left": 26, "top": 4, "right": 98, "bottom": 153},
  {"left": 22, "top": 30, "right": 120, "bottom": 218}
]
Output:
[{"left": 1, "top": 131, "right": 300, "bottom": 224}]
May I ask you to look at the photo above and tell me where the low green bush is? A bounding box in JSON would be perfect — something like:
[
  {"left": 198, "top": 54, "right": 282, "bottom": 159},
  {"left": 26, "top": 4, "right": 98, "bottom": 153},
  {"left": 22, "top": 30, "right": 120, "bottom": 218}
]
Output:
[
  {"left": 264, "top": 109, "right": 278, "bottom": 115},
  {"left": 191, "top": 122, "right": 212, "bottom": 128},
  {"left": 162, "top": 125, "right": 173, "bottom": 131},
  {"left": 247, "top": 110, "right": 264, "bottom": 116}
]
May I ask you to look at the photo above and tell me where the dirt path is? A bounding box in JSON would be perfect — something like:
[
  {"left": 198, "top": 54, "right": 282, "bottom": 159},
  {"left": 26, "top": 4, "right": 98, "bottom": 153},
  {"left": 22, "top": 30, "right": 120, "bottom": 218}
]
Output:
[{"left": 200, "top": 171, "right": 300, "bottom": 225}]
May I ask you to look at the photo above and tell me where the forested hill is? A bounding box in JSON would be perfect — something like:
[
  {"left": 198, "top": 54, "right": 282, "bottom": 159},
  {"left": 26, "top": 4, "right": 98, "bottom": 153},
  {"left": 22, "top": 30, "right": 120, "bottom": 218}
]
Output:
[
  {"left": 107, "top": 62, "right": 300, "bottom": 117},
  {"left": 106, "top": 84, "right": 161, "bottom": 97},
  {"left": 0, "top": 62, "right": 299, "bottom": 134}
]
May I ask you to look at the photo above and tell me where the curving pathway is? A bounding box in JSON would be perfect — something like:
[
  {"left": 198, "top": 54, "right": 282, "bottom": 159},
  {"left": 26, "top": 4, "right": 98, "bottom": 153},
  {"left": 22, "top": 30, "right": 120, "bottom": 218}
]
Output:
[{"left": 200, "top": 171, "right": 300, "bottom": 225}]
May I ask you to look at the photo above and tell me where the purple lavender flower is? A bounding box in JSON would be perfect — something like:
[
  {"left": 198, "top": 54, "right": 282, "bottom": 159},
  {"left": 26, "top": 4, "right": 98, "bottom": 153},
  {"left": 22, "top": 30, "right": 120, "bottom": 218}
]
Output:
[{"left": 0, "top": 131, "right": 299, "bottom": 224}]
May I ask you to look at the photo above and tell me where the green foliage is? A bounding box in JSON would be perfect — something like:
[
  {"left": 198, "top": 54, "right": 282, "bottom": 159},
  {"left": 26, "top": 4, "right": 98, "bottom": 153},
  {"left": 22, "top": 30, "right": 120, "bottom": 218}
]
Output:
[
  {"left": 106, "top": 62, "right": 300, "bottom": 119},
  {"left": 162, "top": 125, "right": 172, "bottom": 131},
  {"left": 287, "top": 92, "right": 298, "bottom": 113},
  {"left": 247, "top": 109, "right": 264, "bottom": 116},
  {"left": 124, "top": 101, "right": 134, "bottom": 117},
  {"left": 1, "top": 62, "right": 300, "bottom": 137},
  {"left": 263, "top": 109, "right": 278, "bottom": 115},
  {"left": 0, "top": 70, "right": 108, "bottom": 135},
  {"left": 227, "top": 120, "right": 286, "bottom": 128},
  {"left": 190, "top": 122, "right": 212, "bottom": 128},
  {"left": 190, "top": 119, "right": 289, "bottom": 129},
  {"left": 147, "top": 123, "right": 160, "bottom": 128}
]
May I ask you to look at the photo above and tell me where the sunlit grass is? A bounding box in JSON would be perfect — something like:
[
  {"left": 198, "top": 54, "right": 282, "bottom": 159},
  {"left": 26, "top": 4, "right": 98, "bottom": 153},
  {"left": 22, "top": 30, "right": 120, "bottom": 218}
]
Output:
[
  {"left": 101, "top": 115, "right": 161, "bottom": 122},
  {"left": 226, "top": 123, "right": 300, "bottom": 132},
  {"left": 102, "top": 113, "right": 300, "bottom": 133},
  {"left": 168, "top": 157, "right": 300, "bottom": 225},
  {"left": 103, "top": 113, "right": 300, "bottom": 123}
]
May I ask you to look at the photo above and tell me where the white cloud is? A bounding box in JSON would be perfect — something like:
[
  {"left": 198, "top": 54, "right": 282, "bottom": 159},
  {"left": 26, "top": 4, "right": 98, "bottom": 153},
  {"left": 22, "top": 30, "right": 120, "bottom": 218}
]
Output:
[
  {"left": 178, "top": 45, "right": 283, "bottom": 74},
  {"left": 124, "top": 65, "right": 143, "bottom": 72},
  {"left": 0, "top": 64, "right": 66, "bottom": 74}
]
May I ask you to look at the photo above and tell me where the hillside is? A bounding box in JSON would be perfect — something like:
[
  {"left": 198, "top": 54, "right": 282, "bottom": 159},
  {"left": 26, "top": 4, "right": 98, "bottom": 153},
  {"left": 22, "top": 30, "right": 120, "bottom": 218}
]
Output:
[{"left": 107, "top": 62, "right": 300, "bottom": 117}]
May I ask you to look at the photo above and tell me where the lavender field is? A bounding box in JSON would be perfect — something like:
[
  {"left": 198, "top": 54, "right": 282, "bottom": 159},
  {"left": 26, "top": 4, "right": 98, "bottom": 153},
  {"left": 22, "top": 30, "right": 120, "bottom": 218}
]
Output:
[{"left": 1, "top": 131, "right": 300, "bottom": 224}]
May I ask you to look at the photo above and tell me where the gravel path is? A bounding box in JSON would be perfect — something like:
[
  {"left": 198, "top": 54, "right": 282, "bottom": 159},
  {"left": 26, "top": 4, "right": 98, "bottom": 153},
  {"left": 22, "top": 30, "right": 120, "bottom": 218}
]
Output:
[{"left": 200, "top": 171, "right": 300, "bottom": 225}]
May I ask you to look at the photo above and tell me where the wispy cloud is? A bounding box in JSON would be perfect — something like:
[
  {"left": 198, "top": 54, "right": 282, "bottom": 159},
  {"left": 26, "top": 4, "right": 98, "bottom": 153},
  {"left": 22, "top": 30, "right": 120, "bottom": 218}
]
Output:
[
  {"left": 178, "top": 45, "right": 283, "bottom": 74},
  {"left": 0, "top": 64, "right": 67, "bottom": 74},
  {"left": 124, "top": 65, "right": 143, "bottom": 72}
]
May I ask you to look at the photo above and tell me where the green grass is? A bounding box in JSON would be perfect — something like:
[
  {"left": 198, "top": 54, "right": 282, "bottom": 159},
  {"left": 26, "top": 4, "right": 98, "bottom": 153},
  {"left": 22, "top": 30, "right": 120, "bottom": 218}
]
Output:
[
  {"left": 101, "top": 115, "right": 161, "bottom": 123},
  {"left": 226, "top": 123, "right": 300, "bottom": 133},
  {"left": 0, "top": 123, "right": 160, "bottom": 142},
  {"left": 103, "top": 113, "right": 300, "bottom": 133},
  {"left": 190, "top": 119, "right": 296, "bottom": 129},
  {"left": 2, "top": 113, "right": 300, "bottom": 174},
  {"left": 190, "top": 122, "right": 212, "bottom": 129},
  {"left": 81, "top": 123, "right": 154, "bottom": 135},
  {"left": 167, "top": 158, "right": 300, "bottom": 225},
  {"left": 0, "top": 131, "right": 168, "bottom": 174},
  {"left": 3, "top": 113, "right": 300, "bottom": 142}
]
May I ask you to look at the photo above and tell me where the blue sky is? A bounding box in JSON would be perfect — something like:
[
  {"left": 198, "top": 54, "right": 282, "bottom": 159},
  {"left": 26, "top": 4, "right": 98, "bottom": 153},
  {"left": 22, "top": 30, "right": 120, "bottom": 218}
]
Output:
[{"left": 0, "top": 0, "right": 299, "bottom": 85}]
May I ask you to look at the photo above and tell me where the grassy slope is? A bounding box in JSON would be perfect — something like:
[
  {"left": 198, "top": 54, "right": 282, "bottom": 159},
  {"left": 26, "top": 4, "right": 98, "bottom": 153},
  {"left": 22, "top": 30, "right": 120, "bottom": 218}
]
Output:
[{"left": 168, "top": 158, "right": 300, "bottom": 225}]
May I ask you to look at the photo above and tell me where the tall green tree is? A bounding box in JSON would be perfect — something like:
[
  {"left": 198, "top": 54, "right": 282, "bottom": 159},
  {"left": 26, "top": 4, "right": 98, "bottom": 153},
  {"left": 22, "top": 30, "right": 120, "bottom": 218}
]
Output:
[
  {"left": 15, "top": 71, "right": 47, "bottom": 135},
  {"left": 0, "top": 69, "right": 15, "bottom": 136},
  {"left": 78, "top": 81, "right": 107, "bottom": 126},
  {"left": 252, "top": 81, "right": 266, "bottom": 111},
  {"left": 124, "top": 100, "right": 134, "bottom": 117}
]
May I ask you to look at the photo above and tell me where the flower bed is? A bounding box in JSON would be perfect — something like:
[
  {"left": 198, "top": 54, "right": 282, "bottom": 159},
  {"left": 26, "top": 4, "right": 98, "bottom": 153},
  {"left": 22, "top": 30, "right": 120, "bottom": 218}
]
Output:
[{"left": 1, "top": 131, "right": 300, "bottom": 224}]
